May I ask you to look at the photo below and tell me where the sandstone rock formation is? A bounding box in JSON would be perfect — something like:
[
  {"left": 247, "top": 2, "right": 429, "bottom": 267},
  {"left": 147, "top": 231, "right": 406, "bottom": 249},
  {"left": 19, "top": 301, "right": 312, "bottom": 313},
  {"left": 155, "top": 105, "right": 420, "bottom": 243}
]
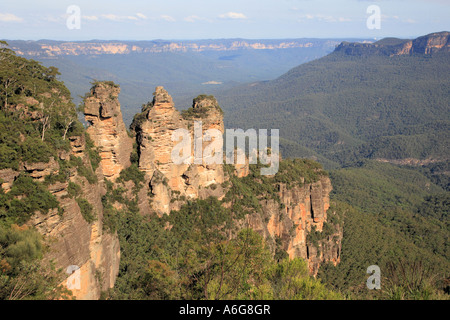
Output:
[
  {"left": 10, "top": 39, "right": 340, "bottom": 57},
  {"left": 132, "top": 88, "right": 228, "bottom": 215},
  {"left": 245, "top": 176, "right": 341, "bottom": 275},
  {"left": 23, "top": 131, "right": 120, "bottom": 300},
  {"left": 412, "top": 31, "right": 450, "bottom": 54},
  {"left": 83, "top": 82, "right": 133, "bottom": 180},
  {"left": 0, "top": 169, "right": 19, "bottom": 193},
  {"left": 81, "top": 83, "right": 340, "bottom": 282}
]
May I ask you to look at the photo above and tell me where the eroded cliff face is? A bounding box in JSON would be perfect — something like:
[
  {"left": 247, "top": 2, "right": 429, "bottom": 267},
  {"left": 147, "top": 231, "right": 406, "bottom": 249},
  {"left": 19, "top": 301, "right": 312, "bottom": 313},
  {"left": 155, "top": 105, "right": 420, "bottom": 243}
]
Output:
[
  {"left": 82, "top": 83, "right": 341, "bottom": 280},
  {"left": 243, "top": 176, "right": 341, "bottom": 275},
  {"left": 132, "top": 87, "right": 228, "bottom": 215},
  {"left": 412, "top": 32, "right": 450, "bottom": 54},
  {"left": 335, "top": 31, "right": 450, "bottom": 57},
  {"left": 20, "top": 134, "right": 120, "bottom": 300},
  {"left": 10, "top": 39, "right": 339, "bottom": 57},
  {"left": 83, "top": 82, "right": 133, "bottom": 180}
]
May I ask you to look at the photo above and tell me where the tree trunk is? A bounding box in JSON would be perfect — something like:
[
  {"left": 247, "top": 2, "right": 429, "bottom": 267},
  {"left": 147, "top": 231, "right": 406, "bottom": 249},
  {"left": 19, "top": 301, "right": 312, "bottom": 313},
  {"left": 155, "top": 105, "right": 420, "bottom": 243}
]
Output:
[{"left": 63, "top": 120, "right": 73, "bottom": 140}]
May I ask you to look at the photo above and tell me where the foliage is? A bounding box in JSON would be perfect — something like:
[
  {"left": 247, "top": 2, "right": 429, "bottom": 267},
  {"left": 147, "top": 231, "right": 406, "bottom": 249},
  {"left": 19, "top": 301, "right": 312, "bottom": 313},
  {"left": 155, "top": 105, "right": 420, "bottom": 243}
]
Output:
[
  {"left": 19, "top": 137, "right": 53, "bottom": 164},
  {"left": 70, "top": 155, "right": 98, "bottom": 184},
  {"left": 0, "top": 175, "right": 60, "bottom": 225},
  {"left": 218, "top": 49, "right": 450, "bottom": 167},
  {"left": 382, "top": 260, "right": 444, "bottom": 300},
  {"left": 0, "top": 42, "right": 77, "bottom": 146},
  {"left": 0, "top": 224, "right": 72, "bottom": 300},
  {"left": 267, "top": 258, "right": 341, "bottom": 300},
  {"left": 317, "top": 201, "right": 449, "bottom": 300},
  {"left": 85, "top": 133, "right": 101, "bottom": 172},
  {"left": 416, "top": 193, "right": 449, "bottom": 222},
  {"left": 66, "top": 182, "right": 82, "bottom": 199},
  {"left": 0, "top": 41, "right": 78, "bottom": 171},
  {"left": 0, "top": 224, "right": 42, "bottom": 269},
  {"left": 182, "top": 94, "right": 224, "bottom": 120},
  {"left": 117, "top": 163, "right": 146, "bottom": 193},
  {"left": 76, "top": 198, "right": 96, "bottom": 224}
]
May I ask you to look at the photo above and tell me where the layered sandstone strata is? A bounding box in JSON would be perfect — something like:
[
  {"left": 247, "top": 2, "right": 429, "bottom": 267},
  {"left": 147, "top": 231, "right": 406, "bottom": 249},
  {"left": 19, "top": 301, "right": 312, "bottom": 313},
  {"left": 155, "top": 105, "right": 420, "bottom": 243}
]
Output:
[
  {"left": 245, "top": 176, "right": 342, "bottom": 275},
  {"left": 25, "top": 132, "right": 120, "bottom": 300},
  {"left": 83, "top": 82, "right": 133, "bottom": 180},
  {"left": 133, "top": 87, "right": 229, "bottom": 215}
]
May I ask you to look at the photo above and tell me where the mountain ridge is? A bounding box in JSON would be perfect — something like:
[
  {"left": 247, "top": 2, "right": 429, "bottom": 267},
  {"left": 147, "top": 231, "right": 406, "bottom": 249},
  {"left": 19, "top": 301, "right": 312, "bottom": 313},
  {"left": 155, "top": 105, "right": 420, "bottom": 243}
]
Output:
[
  {"left": 335, "top": 31, "right": 450, "bottom": 56},
  {"left": 217, "top": 31, "right": 450, "bottom": 168},
  {"left": 7, "top": 38, "right": 356, "bottom": 57}
]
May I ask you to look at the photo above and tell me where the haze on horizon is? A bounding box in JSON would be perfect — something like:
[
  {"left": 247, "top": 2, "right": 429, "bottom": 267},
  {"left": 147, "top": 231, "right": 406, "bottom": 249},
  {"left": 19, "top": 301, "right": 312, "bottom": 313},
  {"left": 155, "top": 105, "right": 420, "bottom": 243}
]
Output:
[{"left": 0, "top": 0, "right": 449, "bottom": 41}]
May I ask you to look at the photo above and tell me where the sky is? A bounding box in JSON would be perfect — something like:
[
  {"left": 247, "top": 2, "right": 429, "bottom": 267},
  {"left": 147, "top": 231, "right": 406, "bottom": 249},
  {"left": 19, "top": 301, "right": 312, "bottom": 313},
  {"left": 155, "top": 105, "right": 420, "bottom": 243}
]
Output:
[{"left": 0, "top": 0, "right": 449, "bottom": 41}]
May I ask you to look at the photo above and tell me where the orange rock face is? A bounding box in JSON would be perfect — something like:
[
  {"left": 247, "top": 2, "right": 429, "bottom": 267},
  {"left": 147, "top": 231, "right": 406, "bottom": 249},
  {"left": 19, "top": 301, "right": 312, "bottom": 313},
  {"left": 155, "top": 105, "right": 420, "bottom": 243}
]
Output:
[
  {"left": 134, "top": 87, "right": 228, "bottom": 215},
  {"left": 246, "top": 176, "right": 342, "bottom": 275},
  {"left": 25, "top": 131, "right": 120, "bottom": 300},
  {"left": 84, "top": 82, "right": 133, "bottom": 181},
  {"left": 80, "top": 83, "right": 340, "bottom": 280}
]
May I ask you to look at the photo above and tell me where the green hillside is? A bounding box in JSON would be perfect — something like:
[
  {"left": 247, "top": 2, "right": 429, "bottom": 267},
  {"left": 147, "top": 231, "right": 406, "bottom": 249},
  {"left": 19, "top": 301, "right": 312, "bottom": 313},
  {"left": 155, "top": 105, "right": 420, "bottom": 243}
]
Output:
[
  {"left": 318, "top": 161, "right": 449, "bottom": 299},
  {"left": 216, "top": 32, "right": 450, "bottom": 299},
  {"left": 218, "top": 38, "right": 449, "bottom": 167}
]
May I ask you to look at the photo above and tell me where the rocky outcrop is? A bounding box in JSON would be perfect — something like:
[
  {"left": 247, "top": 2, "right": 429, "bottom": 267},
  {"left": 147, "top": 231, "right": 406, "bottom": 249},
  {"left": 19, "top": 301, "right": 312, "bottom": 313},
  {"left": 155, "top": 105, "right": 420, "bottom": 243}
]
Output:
[
  {"left": 132, "top": 88, "right": 228, "bottom": 215},
  {"left": 412, "top": 32, "right": 450, "bottom": 54},
  {"left": 22, "top": 158, "right": 59, "bottom": 182},
  {"left": 0, "top": 169, "right": 19, "bottom": 193},
  {"left": 183, "top": 95, "right": 226, "bottom": 195},
  {"left": 245, "top": 176, "right": 342, "bottom": 275},
  {"left": 84, "top": 82, "right": 133, "bottom": 180},
  {"left": 18, "top": 131, "right": 121, "bottom": 300},
  {"left": 335, "top": 31, "right": 449, "bottom": 57},
  {"left": 82, "top": 83, "right": 340, "bottom": 278},
  {"left": 133, "top": 87, "right": 190, "bottom": 215},
  {"left": 137, "top": 87, "right": 188, "bottom": 185}
]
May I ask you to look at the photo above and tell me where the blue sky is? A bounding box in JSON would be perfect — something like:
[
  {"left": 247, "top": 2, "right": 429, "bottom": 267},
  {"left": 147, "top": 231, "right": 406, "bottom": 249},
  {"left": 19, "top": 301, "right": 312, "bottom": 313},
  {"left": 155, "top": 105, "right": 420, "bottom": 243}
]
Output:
[{"left": 0, "top": 0, "right": 448, "bottom": 40}]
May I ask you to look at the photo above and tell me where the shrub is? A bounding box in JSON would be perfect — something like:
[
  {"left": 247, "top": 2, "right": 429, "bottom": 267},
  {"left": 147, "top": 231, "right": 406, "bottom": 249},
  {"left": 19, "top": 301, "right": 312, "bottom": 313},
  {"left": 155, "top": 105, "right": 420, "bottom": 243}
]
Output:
[
  {"left": 5, "top": 175, "right": 59, "bottom": 224},
  {"left": 0, "top": 144, "right": 19, "bottom": 170},
  {"left": 85, "top": 134, "right": 101, "bottom": 172},
  {"left": 20, "top": 137, "right": 52, "bottom": 164},
  {"left": 70, "top": 155, "right": 98, "bottom": 184},
  {"left": 76, "top": 198, "right": 96, "bottom": 223},
  {"left": 67, "top": 182, "right": 82, "bottom": 199}
]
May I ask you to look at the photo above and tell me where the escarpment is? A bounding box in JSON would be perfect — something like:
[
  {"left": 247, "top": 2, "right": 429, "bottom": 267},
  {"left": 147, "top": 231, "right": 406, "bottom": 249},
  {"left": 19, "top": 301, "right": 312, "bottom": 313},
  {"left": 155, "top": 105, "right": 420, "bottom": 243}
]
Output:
[
  {"left": 4, "top": 79, "right": 341, "bottom": 299},
  {"left": 83, "top": 84, "right": 341, "bottom": 276},
  {"left": 2, "top": 77, "right": 342, "bottom": 300},
  {"left": 335, "top": 31, "right": 450, "bottom": 57},
  {"left": 22, "top": 131, "right": 120, "bottom": 300},
  {"left": 245, "top": 176, "right": 342, "bottom": 275}
]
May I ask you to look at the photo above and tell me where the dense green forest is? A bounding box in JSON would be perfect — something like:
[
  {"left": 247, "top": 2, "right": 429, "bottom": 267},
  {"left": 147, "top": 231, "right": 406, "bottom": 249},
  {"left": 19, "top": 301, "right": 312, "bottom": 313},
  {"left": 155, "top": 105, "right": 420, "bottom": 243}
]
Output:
[
  {"left": 216, "top": 34, "right": 450, "bottom": 299},
  {"left": 317, "top": 161, "right": 449, "bottom": 299},
  {"left": 217, "top": 48, "right": 449, "bottom": 168}
]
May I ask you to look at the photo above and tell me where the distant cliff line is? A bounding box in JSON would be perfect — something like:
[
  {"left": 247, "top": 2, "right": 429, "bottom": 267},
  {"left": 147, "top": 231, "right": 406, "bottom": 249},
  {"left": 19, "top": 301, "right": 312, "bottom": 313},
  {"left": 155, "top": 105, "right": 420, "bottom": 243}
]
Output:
[
  {"left": 6, "top": 38, "right": 356, "bottom": 56},
  {"left": 335, "top": 31, "right": 450, "bottom": 56}
]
